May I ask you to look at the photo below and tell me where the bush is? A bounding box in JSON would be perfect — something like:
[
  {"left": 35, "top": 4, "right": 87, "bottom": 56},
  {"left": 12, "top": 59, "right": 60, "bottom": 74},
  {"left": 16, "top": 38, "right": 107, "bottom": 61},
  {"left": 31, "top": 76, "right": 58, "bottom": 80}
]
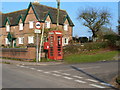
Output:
[
  {"left": 84, "top": 42, "right": 108, "bottom": 50},
  {"left": 72, "top": 37, "right": 80, "bottom": 43},
  {"left": 79, "top": 37, "right": 88, "bottom": 43},
  {"left": 103, "top": 34, "right": 120, "bottom": 48},
  {"left": 63, "top": 45, "right": 79, "bottom": 55},
  {"left": 63, "top": 42, "right": 108, "bottom": 55}
]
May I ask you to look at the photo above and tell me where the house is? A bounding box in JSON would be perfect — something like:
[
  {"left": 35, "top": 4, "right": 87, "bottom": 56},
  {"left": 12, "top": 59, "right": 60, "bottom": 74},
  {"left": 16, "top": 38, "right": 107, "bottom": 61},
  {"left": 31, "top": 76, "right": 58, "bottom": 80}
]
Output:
[{"left": 0, "top": 2, "right": 74, "bottom": 47}]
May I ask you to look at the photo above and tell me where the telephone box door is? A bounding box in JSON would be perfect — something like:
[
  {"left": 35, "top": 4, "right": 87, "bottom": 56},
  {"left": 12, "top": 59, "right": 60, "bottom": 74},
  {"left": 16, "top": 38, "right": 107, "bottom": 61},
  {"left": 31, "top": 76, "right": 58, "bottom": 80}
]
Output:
[
  {"left": 48, "top": 35, "right": 54, "bottom": 59},
  {"left": 56, "top": 35, "right": 63, "bottom": 60}
]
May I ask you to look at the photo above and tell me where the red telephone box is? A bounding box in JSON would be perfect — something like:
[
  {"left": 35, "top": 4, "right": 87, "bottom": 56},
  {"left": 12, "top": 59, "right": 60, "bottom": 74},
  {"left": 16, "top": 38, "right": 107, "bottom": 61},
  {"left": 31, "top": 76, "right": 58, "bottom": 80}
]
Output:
[{"left": 48, "top": 30, "right": 63, "bottom": 60}]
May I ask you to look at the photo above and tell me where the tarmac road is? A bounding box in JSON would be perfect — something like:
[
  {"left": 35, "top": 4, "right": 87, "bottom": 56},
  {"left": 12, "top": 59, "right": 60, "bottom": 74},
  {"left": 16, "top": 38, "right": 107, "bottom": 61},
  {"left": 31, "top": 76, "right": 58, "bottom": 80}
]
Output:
[{"left": 2, "top": 60, "right": 118, "bottom": 89}]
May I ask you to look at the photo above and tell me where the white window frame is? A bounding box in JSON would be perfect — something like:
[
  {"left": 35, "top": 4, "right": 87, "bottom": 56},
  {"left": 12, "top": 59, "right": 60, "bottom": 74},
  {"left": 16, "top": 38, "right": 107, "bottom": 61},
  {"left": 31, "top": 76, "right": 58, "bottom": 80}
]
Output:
[
  {"left": 29, "top": 21, "right": 34, "bottom": 29},
  {"left": 5, "top": 38, "right": 10, "bottom": 44},
  {"left": 64, "top": 37, "right": 69, "bottom": 45},
  {"left": 6, "top": 25, "right": 10, "bottom": 32},
  {"left": 18, "top": 37, "right": 24, "bottom": 44},
  {"left": 64, "top": 24, "right": 68, "bottom": 31},
  {"left": 28, "top": 36, "right": 34, "bottom": 44},
  {"left": 45, "top": 21, "right": 50, "bottom": 28},
  {"left": 19, "top": 23, "right": 23, "bottom": 30}
]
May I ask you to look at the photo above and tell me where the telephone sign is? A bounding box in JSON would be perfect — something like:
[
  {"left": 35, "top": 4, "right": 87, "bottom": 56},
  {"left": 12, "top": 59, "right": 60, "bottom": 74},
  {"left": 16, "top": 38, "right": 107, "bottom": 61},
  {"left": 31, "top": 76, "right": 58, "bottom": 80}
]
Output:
[
  {"left": 35, "top": 21, "right": 41, "bottom": 29},
  {"left": 34, "top": 29, "right": 41, "bottom": 33}
]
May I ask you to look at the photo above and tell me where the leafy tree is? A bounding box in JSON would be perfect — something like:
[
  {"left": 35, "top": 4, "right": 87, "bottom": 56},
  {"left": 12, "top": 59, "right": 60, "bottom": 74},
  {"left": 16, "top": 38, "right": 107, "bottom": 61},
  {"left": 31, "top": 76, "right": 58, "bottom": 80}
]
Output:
[{"left": 77, "top": 8, "right": 111, "bottom": 39}]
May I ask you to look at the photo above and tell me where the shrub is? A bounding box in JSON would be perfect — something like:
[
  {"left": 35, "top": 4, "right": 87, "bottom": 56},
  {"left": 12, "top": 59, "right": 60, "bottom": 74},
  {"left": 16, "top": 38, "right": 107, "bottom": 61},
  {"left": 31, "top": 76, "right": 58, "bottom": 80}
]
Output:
[
  {"left": 84, "top": 42, "right": 108, "bottom": 50},
  {"left": 79, "top": 37, "right": 88, "bottom": 43},
  {"left": 63, "top": 45, "right": 79, "bottom": 55},
  {"left": 72, "top": 37, "right": 80, "bottom": 43},
  {"left": 63, "top": 42, "right": 108, "bottom": 55},
  {"left": 103, "top": 34, "right": 120, "bottom": 48}
]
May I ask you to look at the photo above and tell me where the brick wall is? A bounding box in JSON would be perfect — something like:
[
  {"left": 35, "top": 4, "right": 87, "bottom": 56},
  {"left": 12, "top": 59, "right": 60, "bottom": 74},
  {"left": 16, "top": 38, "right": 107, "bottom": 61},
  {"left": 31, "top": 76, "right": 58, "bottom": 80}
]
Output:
[{"left": 0, "top": 46, "right": 37, "bottom": 60}]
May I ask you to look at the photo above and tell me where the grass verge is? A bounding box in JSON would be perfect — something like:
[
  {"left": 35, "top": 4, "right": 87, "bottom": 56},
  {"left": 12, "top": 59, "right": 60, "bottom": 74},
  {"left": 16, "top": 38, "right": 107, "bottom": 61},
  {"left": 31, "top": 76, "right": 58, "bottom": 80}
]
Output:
[
  {"left": 2, "top": 61, "right": 11, "bottom": 64},
  {"left": 64, "top": 51, "right": 118, "bottom": 64}
]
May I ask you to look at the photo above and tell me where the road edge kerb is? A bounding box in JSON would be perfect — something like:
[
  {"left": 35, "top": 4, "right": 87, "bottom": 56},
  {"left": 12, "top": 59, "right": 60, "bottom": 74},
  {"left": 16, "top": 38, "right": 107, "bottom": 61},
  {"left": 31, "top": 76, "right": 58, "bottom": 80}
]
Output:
[{"left": 1, "top": 59, "right": 64, "bottom": 66}]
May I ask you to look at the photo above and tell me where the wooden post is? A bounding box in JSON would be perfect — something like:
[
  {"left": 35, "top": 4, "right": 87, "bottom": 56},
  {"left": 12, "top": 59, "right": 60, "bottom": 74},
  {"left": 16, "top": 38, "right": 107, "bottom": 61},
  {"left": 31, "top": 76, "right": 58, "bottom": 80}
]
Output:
[{"left": 56, "top": 0, "right": 60, "bottom": 30}]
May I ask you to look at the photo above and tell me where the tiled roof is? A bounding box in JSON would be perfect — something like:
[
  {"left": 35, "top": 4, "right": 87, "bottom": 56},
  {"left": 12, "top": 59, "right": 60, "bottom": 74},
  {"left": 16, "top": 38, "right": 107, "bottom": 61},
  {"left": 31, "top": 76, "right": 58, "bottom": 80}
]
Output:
[
  {"left": 0, "top": 9, "right": 27, "bottom": 27},
  {"left": 0, "top": 2, "right": 74, "bottom": 27}
]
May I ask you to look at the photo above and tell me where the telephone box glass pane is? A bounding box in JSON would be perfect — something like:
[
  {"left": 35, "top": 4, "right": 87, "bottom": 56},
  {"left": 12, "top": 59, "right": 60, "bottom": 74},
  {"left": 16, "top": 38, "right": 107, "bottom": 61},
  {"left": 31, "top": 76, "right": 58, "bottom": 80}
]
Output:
[
  {"left": 57, "top": 36, "right": 61, "bottom": 56},
  {"left": 58, "top": 36, "right": 61, "bottom": 46},
  {"left": 50, "top": 36, "right": 53, "bottom": 56}
]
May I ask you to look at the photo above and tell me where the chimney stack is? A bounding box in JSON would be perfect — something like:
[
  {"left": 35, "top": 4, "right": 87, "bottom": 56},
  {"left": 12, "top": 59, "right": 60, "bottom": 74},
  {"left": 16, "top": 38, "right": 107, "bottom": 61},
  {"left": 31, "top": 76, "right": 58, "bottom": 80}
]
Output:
[{"left": 33, "top": 0, "right": 40, "bottom": 4}]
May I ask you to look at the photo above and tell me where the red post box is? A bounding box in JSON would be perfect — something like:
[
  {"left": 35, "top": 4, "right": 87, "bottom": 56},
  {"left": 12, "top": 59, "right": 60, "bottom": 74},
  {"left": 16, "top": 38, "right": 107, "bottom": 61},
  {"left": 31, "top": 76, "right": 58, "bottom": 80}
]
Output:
[
  {"left": 48, "top": 30, "right": 63, "bottom": 60},
  {"left": 43, "top": 42, "right": 49, "bottom": 59},
  {"left": 44, "top": 42, "right": 49, "bottom": 50}
]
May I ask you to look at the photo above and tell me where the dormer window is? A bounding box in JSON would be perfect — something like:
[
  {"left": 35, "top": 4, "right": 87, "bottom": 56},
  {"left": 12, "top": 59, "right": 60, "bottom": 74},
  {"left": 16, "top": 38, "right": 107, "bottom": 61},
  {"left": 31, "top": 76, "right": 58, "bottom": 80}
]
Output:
[
  {"left": 29, "top": 21, "right": 34, "bottom": 29},
  {"left": 6, "top": 25, "right": 10, "bottom": 32},
  {"left": 45, "top": 21, "right": 50, "bottom": 28},
  {"left": 64, "top": 24, "right": 68, "bottom": 31},
  {"left": 19, "top": 23, "right": 23, "bottom": 30}
]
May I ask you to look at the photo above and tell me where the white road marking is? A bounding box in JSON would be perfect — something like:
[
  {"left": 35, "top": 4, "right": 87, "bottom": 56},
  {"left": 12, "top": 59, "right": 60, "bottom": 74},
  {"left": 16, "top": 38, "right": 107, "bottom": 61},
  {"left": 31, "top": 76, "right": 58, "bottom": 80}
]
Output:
[
  {"left": 37, "top": 70, "right": 43, "bottom": 72},
  {"left": 62, "top": 73, "right": 70, "bottom": 75},
  {"left": 20, "top": 66, "right": 25, "bottom": 67},
  {"left": 58, "top": 69, "right": 73, "bottom": 72},
  {"left": 73, "top": 76, "right": 83, "bottom": 79},
  {"left": 43, "top": 72, "right": 50, "bottom": 74},
  {"left": 17, "top": 65, "right": 30, "bottom": 69},
  {"left": 75, "top": 80, "right": 86, "bottom": 83},
  {"left": 53, "top": 74, "right": 61, "bottom": 76},
  {"left": 16, "top": 65, "right": 20, "bottom": 67},
  {"left": 30, "top": 68, "right": 35, "bottom": 70},
  {"left": 63, "top": 76, "right": 73, "bottom": 80},
  {"left": 86, "top": 79, "right": 98, "bottom": 83},
  {"left": 52, "top": 71, "right": 60, "bottom": 73},
  {"left": 89, "top": 84, "right": 105, "bottom": 88}
]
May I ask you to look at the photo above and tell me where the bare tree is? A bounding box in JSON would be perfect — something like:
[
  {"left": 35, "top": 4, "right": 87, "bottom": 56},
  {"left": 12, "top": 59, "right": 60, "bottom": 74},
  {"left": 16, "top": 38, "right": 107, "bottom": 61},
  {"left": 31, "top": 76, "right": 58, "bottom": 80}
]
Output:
[{"left": 77, "top": 8, "right": 111, "bottom": 40}]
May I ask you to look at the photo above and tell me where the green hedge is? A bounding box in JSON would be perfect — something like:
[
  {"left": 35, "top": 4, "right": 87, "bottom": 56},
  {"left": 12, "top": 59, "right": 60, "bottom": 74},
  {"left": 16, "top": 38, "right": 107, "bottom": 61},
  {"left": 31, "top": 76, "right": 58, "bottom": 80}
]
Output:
[
  {"left": 83, "top": 42, "right": 108, "bottom": 50},
  {"left": 104, "top": 34, "right": 120, "bottom": 48},
  {"left": 63, "top": 42, "right": 108, "bottom": 55}
]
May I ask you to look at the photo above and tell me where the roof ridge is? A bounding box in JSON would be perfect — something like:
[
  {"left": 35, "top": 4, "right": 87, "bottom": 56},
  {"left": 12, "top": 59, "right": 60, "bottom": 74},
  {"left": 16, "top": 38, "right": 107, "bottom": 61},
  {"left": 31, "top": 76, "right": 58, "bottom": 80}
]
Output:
[
  {"left": 32, "top": 3, "right": 66, "bottom": 12},
  {"left": 3, "top": 9, "right": 27, "bottom": 15}
]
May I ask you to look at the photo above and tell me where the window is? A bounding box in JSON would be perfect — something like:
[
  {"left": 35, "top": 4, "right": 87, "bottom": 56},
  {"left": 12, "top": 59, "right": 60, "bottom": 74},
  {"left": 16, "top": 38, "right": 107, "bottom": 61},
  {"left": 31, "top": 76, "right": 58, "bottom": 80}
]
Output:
[
  {"left": 6, "top": 25, "right": 10, "bottom": 32},
  {"left": 45, "top": 21, "right": 50, "bottom": 28},
  {"left": 64, "top": 38, "right": 68, "bottom": 45},
  {"left": 29, "top": 21, "right": 34, "bottom": 29},
  {"left": 5, "top": 38, "right": 10, "bottom": 44},
  {"left": 64, "top": 24, "right": 68, "bottom": 31},
  {"left": 18, "top": 37, "right": 24, "bottom": 44},
  {"left": 28, "top": 36, "right": 34, "bottom": 44},
  {"left": 19, "top": 23, "right": 23, "bottom": 30}
]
